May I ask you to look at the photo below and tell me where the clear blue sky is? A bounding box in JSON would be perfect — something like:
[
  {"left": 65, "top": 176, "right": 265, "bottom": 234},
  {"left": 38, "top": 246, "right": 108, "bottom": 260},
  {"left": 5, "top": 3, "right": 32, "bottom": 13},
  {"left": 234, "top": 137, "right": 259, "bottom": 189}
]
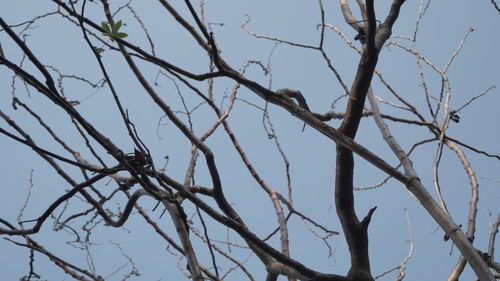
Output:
[{"left": 1, "top": 1, "right": 499, "bottom": 280}]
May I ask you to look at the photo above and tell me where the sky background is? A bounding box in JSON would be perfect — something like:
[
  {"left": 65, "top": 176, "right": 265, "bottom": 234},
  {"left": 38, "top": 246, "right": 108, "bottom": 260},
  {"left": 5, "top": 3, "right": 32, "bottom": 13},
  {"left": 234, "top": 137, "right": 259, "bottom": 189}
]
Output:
[{"left": 1, "top": 0, "right": 499, "bottom": 280}]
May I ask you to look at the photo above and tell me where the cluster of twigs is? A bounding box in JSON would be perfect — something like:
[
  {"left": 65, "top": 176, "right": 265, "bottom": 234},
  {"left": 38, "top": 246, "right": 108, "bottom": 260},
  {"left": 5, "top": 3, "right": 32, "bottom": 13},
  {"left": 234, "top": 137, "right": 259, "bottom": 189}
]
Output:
[{"left": 0, "top": 0, "right": 498, "bottom": 281}]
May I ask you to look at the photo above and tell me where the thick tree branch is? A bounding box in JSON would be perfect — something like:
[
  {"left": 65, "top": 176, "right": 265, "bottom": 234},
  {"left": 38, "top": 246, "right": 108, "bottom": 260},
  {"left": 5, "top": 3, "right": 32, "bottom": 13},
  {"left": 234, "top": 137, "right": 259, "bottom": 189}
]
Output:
[
  {"left": 367, "top": 87, "right": 495, "bottom": 281},
  {"left": 333, "top": 0, "right": 393, "bottom": 279}
]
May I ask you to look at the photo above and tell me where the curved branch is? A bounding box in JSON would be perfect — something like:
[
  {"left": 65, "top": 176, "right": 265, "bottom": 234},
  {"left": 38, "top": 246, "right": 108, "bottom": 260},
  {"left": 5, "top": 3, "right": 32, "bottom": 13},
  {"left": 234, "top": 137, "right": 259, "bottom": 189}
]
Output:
[
  {"left": 0, "top": 167, "right": 121, "bottom": 235},
  {"left": 367, "top": 88, "right": 494, "bottom": 280},
  {"left": 339, "top": 0, "right": 364, "bottom": 33}
]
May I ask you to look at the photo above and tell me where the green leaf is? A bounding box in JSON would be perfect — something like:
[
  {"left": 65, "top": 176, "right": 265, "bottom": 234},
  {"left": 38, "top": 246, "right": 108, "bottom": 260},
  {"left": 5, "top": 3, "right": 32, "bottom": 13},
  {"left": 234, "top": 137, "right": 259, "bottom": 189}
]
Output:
[
  {"left": 101, "top": 21, "right": 111, "bottom": 33},
  {"left": 112, "top": 20, "right": 122, "bottom": 33},
  {"left": 93, "top": 47, "right": 105, "bottom": 53},
  {"left": 101, "top": 19, "right": 127, "bottom": 42},
  {"left": 115, "top": 32, "right": 128, "bottom": 39}
]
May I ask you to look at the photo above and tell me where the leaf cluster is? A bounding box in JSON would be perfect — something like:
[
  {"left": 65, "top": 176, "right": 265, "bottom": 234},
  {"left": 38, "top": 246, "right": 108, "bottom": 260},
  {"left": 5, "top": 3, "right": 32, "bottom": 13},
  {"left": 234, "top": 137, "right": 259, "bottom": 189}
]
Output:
[{"left": 101, "top": 20, "right": 128, "bottom": 42}]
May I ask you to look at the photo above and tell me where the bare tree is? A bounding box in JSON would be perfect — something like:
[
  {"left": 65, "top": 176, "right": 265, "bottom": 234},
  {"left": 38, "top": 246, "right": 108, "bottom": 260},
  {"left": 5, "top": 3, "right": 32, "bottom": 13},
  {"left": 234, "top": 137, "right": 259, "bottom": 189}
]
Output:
[{"left": 0, "top": 0, "right": 498, "bottom": 281}]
